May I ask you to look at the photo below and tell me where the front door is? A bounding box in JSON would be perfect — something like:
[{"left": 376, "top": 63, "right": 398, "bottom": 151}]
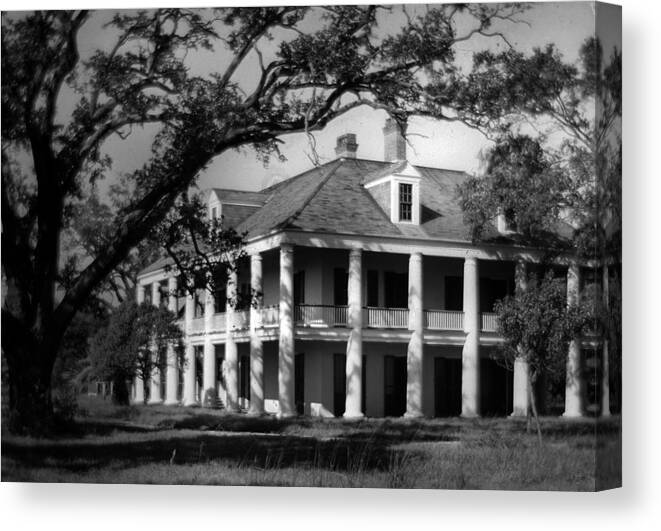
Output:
[
  {"left": 333, "top": 353, "right": 346, "bottom": 417},
  {"left": 434, "top": 357, "right": 462, "bottom": 416},
  {"left": 480, "top": 358, "right": 513, "bottom": 416},
  {"left": 384, "top": 355, "right": 406, "bottom": 417}
]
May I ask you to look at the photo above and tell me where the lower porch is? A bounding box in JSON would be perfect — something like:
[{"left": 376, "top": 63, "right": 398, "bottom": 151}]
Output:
[{"left": 182, "top": 341, "right": 516, "bottom": 418}]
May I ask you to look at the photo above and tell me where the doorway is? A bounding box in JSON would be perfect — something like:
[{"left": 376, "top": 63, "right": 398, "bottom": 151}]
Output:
[
  {"left": 333, "top": 353, "right": 346, "bottom": 417},
  {"left": 480, "top": 358, "right": 513, "bottom": 416},
  {"left": 434, "top": 357, "right": 462, "bottom": 416},
  {"left": 384, "top": 355, "right": 406, "bottom": 417}
]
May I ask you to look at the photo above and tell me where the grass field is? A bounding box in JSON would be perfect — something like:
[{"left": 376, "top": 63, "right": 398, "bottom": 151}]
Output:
[{"left": 1, "top": 396, "right": 621, "bottom": 490}]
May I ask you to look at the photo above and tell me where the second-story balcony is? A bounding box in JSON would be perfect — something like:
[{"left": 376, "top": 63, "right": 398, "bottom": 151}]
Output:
[{"left": 188, "top": 305, "right": 499, "bottom": 335}]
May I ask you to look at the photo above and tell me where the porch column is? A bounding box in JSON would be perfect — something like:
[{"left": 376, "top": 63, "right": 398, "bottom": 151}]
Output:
[
  {"left": 164, "top": 276, "right": 179, "bottom": 405},
  {"left": 278, "top": 243, "right": 295, "bottom": 417},
  {"left": 133, "top": 284, "right": 146, "bottom": 404},
  {"left": 405, "top": 252, "right": 424, "bottom": 418},
  {"left": 202, "top": 288, "right": 217, "bottom": 407},
  {"left": 564, "top": 262, "right": 584, "bottom": 417},
  {"left": 601, "top": 265, "right": 611, "bottom": 417},
  {"left": 225, "top": 270, "right": 239, "bottom": 412},
  {"left": 461, "top": 255, "right": 480, "bottom": 417},
  {"left": 147, "top": 282, "right": 163, "bottom": 404},
  {"left": 249, "top": 253, "right": 265, "bottom": 415},
  {"left": 182, "top": 292, "right": 197, "bottom": 405},
  {"left": 345, "top": 248, "right": 364, "bottom": 418},
  {"left": 511, "top": 259, "right": 530, "bottom": 417}
]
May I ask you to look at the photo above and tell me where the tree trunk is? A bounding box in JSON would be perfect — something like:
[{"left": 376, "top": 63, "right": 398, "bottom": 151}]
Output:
[
  {"left": 112, "top": 373, "right": 129, "bottom": 405},
  {"left": 528, "top": 371, "right": 543, "bottom": 446},
  {"left": 5, "top": 346, "right": 56, "bottom": 435},
  {"left": 2, "top": 311, "right": 62, "bottom": 434}
]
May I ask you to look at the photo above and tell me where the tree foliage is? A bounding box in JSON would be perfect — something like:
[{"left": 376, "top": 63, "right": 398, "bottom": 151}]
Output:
[
  {"left": 496, "top": 273, "right": 590, "bottom": 379},
  {"left": 88, "top": 300, "right": 182, "bottom": 405},
  {"left": 455, "top": 37, "right": 621, "bottom": 259},
  {"left": 495, "top": 271, "right": 592, "bottom": 440},
  {"left": 457, "top": 134, "right": 571, "bottom": 243}
]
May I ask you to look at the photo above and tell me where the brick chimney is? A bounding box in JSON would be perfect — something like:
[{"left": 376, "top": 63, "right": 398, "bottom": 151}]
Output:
[
  {"left": 335, "top": 133, "right": 358, "bottom": 159},
  {"left": 383, "top": 118, "right": 407, "bottom": 162}
]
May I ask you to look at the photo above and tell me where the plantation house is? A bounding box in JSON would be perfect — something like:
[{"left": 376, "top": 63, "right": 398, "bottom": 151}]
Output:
[{"left": 134, "top": 120, "right": 611, "bottom": 419}]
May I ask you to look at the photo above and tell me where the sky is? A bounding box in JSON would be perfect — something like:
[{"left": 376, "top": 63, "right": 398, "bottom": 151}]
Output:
[
  {"left": 194, "top": 2, "right": 604, "bottom": 191},
  {"left": 11, "top": 2, "right": 618, "bottom": 196}
]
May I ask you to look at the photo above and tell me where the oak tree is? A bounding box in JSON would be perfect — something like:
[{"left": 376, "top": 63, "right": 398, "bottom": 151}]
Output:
[{"left": 1, "top": 5, "right": 528, "bottom": 431}]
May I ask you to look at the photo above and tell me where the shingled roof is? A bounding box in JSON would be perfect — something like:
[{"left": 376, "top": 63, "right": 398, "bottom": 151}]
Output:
[{"left": 237, "top": 158, "right": 477, "bottom": 241}]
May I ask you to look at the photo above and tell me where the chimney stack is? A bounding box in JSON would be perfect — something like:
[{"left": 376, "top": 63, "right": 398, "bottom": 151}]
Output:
[
  {"left": 335, "top": 133, "right": 358, "bottom": 159},
  {"left": 383, "top": 118, "right": 407, "bottom": 162}
]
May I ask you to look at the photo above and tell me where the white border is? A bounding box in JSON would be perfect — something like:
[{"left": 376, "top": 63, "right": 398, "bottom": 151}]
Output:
[{"left": 2, "top": 1, "right": 660, "bottom": 531}]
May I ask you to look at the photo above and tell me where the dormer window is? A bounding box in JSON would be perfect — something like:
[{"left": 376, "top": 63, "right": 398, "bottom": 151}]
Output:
[
  {"left": 363, "top": 164, "right": 421, "bottom": 225},
  {"left": 391, "top": 176, "right": 419, "bottom": 225},
  {"left": 398, "top": 183, "right": 413, "bottom": 222},
  {"left": 496, "top": 208, "right": 518, "bottom": 234},
  {"left": 211, "top": 206, "right": 218, "bottom": 220}
]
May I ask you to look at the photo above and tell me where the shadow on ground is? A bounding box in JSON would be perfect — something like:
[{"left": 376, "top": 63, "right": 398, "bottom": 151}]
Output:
[{"left": 2, "top": 428, "right": 416, "bottom": 475}]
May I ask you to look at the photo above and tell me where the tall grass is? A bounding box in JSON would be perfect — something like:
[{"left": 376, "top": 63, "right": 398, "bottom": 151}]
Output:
[{"left": 1, "top": 396, "right": 621, "bottom": 490}]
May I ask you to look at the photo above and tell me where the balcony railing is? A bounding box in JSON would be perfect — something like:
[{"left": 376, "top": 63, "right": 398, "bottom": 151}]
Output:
[
  {"left": 364, "top": 307, "right": 409, "bottom": 329},
  {"left": 258, "top": 305, "right": 279, "bottom": 327},
  {"left": 425, "top": 310, "right": 463, "bottom": 331},
  {"left": 294, "top": 304, "right": 348, "bottom": 327},
  {"left": 481, "top": 312, "right": 498, "bottom": 332},
  {"left": 210, "top": 312, "right": 226, "bottom": 333},
  {"left": 231, "top": 310, "right": 250, "bottom": 330},
  {"left": 190, "top": 317, "right": 205, "bottom": 334},
  {"left": 188, "top": 307, "right": 500, "bottom": 334}
]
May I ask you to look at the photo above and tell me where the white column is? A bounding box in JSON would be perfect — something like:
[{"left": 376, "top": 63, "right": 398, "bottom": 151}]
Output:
[
  {"left": 182, "top": 292, "right": 197, "bottom": 406},
  {"left": 225, "top": 270, "right": 239, "bottom": 412},
  {"left": 164, "top": 276, "right": 179, "bottom": 405},
  {"left": 147, "top": 281, "right": 163, "bottom": 404},
  {"left": 511, "top": 259, "right": 530, "bottom": 417},
  {"left": 601, "top": 265, "right": 611, "bottom": 417},
  {"left": 133, "top": 284, "right": 146, "bottom": 404},
  {"left": 278, "top": 243, "right": 295, "bottom": 417},
  {"left": 345, "top": 248, "right": 364, "bottom": 418},
  {"left": 202, "top": 289, "right": 217, "bottom": 407},
  {"left": 564, "top": 262, "right": 584, "bottom": 417},
  {"left": 405, "top": 252, "right": 424, "bottom": 418},
  {"left": 461, "top": 255, "right": 480, "bottom": 417},
  {"left": 249, "top": 254, "right": 265, "bottom": 415}
]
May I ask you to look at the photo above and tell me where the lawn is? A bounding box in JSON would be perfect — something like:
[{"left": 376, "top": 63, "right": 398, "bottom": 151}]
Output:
[{"left": 1, "top": 396, "right": 621, "bottom": 490}]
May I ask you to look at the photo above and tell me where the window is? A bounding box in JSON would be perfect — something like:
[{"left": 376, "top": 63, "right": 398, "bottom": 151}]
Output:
[
  {"left": 444, "top": 276, "right": 463, "bottom": 311},
  {"left": 158, "top": 281, "right": 168, "bottom": 308},
  {"left": 384, "top": 272, "right": 408, "bottom": 308},
  {"left": 143, "top": 284, "right": 152, "bottom": 305},
  {"left": 193, "top": 290, "right": 204, "bottom": 318},
  {"left": 293, "top": 271, "right": 305, "bottom": 305},
  {"left": 367, "top": 270, "right": 379, "bottom": 307},
  {"left": 211, "top": 206, "right": 218, "bottom": 219},
  {"left": 334, "top": 268, "right": 348, "bottom": 306},
  {"left": 213, "top": 288, "right": 226, "bottom": 314},
  {"left": 398, "top": 182, "right": 413, "bottom": 221},
  {"left": 480, "top": 278, "right": 509, "bottom": 312}
]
